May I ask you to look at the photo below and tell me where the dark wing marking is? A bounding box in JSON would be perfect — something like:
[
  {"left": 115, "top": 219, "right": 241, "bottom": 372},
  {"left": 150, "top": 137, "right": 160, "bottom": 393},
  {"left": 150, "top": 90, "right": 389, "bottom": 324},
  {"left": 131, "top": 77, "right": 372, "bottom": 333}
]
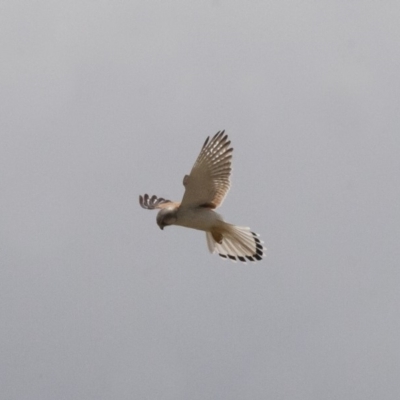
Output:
[{"left": 139, "top": 194, "right": 173, "bottom": 210}]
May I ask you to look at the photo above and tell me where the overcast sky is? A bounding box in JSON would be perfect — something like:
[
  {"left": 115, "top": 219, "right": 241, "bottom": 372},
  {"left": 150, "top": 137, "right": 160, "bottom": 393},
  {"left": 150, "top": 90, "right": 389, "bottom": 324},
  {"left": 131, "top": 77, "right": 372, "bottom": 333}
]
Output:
[{"left": 1, "top": 1, "right": 400, "bottom": 399}]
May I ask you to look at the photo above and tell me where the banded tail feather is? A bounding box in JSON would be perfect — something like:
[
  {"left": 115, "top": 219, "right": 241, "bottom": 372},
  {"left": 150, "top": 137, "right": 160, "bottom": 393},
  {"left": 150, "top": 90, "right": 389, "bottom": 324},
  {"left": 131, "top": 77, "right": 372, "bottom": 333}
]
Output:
[{"left": 206, "top": 223, "right": 266, "bottom": 263}]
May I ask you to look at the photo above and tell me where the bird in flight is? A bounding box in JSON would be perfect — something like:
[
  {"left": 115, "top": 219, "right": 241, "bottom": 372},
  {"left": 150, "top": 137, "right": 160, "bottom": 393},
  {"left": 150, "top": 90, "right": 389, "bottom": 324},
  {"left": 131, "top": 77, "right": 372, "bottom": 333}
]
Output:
[{"left": 139, "top": 130, "right": 266, "bottom": 262}]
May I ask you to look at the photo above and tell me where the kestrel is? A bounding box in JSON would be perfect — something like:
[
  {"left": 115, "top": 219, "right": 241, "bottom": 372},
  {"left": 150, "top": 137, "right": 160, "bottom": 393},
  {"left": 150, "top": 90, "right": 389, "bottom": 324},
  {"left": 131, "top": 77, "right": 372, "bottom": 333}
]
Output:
[{"left": 139, "top": 131, "right": 266, "bottom": 262}]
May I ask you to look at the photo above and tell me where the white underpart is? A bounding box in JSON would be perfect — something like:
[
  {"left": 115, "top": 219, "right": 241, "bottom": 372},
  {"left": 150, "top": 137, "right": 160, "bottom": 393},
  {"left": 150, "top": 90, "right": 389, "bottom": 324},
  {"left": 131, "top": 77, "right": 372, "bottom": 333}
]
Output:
[{"left": 174, "top": 207, "right": 222, "bottom": 231}]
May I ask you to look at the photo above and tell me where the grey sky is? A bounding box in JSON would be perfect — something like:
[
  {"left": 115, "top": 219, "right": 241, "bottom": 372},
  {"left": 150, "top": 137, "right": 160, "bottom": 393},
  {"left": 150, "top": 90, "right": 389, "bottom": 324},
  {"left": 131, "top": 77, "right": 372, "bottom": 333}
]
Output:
[{"left": 1, "top": 1, "right": 400, "bottom": 399}]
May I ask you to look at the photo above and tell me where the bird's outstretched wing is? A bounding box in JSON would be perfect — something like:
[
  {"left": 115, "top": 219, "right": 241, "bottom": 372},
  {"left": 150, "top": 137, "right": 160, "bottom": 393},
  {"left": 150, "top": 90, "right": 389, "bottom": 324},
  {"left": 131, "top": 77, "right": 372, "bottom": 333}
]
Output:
[
  {"left": 180, "top": 131, "right": 233, "bottom": 209},
  {"left": 139, "top": 194, "right": 178, "bottom": 210}
]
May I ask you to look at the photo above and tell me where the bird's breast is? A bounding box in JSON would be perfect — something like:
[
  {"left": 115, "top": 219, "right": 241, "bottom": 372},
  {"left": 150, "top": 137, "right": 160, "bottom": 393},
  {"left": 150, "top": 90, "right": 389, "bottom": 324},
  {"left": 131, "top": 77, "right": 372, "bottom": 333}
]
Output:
[{"left": 175, "top": 207, "right": 222, "bottom": 231}]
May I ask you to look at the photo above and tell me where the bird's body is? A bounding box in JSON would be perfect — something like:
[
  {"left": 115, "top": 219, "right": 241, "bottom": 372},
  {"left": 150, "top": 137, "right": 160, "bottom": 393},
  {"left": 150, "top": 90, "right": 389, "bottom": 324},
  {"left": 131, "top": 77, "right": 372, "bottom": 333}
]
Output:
[
  {"left": 139, "top": 131, "right": 266, "bottom": 263},
  {"left": 175, "top": 207, "right": 222, "bottom": 231}
]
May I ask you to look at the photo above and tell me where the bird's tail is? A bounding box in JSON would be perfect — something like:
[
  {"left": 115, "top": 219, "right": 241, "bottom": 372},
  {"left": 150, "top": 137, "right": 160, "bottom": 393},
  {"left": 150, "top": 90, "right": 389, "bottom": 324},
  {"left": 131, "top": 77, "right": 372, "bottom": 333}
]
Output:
[{"left": 206, "top": 223, "right": 266, "bottom": 263}]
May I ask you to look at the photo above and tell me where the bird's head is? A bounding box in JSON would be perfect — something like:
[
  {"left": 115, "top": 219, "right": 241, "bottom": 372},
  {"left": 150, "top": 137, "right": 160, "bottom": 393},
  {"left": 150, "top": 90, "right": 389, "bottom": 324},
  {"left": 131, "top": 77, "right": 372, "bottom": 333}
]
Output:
[{"left": 156, "top": 208, "right": 177, "bottom": 230}]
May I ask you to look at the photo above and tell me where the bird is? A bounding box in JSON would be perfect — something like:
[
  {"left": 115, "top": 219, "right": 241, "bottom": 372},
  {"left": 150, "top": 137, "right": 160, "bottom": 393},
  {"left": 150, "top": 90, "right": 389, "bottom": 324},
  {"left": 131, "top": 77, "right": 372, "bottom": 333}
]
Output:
[{"left": 139, "top": 130, "right": 266, "bottom": 263}]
